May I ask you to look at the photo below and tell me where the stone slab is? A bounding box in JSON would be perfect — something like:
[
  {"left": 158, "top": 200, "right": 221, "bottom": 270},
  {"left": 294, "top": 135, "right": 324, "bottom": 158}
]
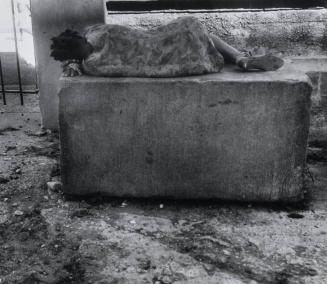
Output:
[
  {"left": 284, "top": 57, "right": 327, "bottom": 108},
  {"left": 59, "top": 67, "right": 312, "bottom": 201}
]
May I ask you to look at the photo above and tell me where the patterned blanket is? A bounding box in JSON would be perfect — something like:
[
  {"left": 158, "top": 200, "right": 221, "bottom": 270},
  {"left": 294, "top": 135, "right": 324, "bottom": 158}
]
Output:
[{"left": 82, "top": 17, "right": 224, "bottom": 77}]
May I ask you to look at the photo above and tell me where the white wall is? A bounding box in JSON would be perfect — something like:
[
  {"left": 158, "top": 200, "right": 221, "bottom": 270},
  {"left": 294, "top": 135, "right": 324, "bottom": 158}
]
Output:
[{"left": 31, "top": 0, "right": 105, "bottom": 129}]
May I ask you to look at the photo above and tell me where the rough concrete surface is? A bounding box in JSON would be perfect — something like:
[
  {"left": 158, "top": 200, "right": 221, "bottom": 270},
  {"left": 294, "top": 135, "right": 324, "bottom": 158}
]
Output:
[
  {"left": 59, "top": 66, "right": 312, "bottom": 201},
  {"left": 1, "top": 97, "right": 327, "bottom": 283},
  {"left": 107, "top": 9, "right": 327, "bottom": 57},
  {"left": 283, "top": 57, "right": 327, "bottom": 110}
]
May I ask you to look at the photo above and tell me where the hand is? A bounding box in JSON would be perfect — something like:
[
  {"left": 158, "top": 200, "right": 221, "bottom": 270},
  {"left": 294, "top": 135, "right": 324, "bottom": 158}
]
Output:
[{"left": 62, "top": 60, "right": 83, "bottom": 77}]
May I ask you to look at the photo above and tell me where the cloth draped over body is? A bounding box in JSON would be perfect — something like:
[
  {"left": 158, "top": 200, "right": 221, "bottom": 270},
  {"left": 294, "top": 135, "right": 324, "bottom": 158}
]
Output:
[{"left": 82, "top": 17, "right": 224, "bottom": 77}]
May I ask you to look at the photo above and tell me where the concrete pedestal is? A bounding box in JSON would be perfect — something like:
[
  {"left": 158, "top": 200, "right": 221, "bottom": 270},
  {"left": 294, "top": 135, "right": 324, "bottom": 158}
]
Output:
[
  {"left": 31, "top": 0, "right": 105, "bottom": 129},
  {"left": 59, "top": 67, "right": 312, "bottom": 201}
]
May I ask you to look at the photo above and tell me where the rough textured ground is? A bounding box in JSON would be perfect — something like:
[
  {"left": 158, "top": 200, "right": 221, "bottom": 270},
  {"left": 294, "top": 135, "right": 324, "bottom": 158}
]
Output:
[{"left": 1, "top": 94, "right": 327, "bottom": 284}]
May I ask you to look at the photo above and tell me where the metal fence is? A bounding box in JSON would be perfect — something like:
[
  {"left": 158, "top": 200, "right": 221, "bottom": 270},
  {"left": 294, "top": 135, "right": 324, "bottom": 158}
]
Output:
[
  {"left": 0, "top": 0, "right": 38, "bottom": 106},
  {"left": 107, "top": 0, "right": 327, "bottom": 11}
]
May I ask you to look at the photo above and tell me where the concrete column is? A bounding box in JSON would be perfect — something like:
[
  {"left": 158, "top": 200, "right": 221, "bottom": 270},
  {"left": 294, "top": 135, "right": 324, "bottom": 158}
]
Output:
[{"left": 30, "top": 0, "right": 105, "bottom": 129}]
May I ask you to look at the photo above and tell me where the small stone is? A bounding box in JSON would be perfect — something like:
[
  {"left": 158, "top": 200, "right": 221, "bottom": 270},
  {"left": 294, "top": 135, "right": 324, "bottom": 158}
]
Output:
[
  {"left": 159, "top": 204, "right": 164, "bottom": 209},
  {"left": 120, "top": 201, "right": 128, "bottom": 208},
  {"left": 288, "top": 212, "right": 304, "bottom": 219},
  {"left": 36, "top": 131, "right": 47, "bottom": 137},
  {"left": 12, "top": 203, "right": 18, "bottom": 207},
  {"left": 222, "top": 249, "right": 231, "bottom": 255},
  {"left": 126, "top": 266, "right": 135, "bottom": 273},
  {"left": 130, "top": 220, "right": 136, "bottom": 225},
  {"left": 15, "top": 168, "right": 21, "bottom": 174},
  {"left": 5, "top": 146, "right": 16, "bottom": 152},
  {"left": 4, "top": 198, "right": 8, "bottom": 202},
  {"left": 161, "top": 276, "right": 172, "bottom": 284},
  {"left": 14, "top": 210, "right": 24, "bottom": 216},
  {"left": 0, "top": 176, "right": 9, "bottom": 184},
  {"left": 178, "top": 220, "right": 187, "bottom": 226},
  {"left": 70, "top": 208, "right": 90, "bottom": 218},
  {"left": 47, "top": 181, "right": 62, "bottom": 192}
]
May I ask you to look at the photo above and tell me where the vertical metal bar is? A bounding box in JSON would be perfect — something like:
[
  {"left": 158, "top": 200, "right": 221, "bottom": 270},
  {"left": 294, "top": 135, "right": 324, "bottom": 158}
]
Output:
[
  {"left": 11, "top": 0, "right": 24, "bottom": 105},
  {"left": 0, "top": 55, "right": 7, "bottom": 105}
]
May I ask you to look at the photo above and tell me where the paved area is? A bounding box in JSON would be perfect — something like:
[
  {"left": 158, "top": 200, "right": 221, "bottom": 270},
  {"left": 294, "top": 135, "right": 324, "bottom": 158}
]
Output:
[{"left": 0, "top": 93, "right": 327, "bottom": 283}]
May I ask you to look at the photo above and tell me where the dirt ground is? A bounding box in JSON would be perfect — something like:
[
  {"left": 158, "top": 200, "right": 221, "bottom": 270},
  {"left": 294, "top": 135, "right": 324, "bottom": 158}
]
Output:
[{"left": 1, "top": 94, "right": 327, "bottom": 284}]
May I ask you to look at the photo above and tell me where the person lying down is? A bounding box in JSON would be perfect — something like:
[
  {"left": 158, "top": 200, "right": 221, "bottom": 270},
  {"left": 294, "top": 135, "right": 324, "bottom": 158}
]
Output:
[{"left": 50, "top": 16, "right": 284, "bottom": 78}]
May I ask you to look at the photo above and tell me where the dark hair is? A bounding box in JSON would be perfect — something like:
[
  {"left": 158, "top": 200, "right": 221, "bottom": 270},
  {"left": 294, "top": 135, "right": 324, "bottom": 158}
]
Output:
[{"left": 50, "top": 29, "right": 88, "bottom": 61}]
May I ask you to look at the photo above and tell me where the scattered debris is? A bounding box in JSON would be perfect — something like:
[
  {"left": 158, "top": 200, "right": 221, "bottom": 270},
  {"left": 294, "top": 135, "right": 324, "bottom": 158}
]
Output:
[
  {"left": 25, "top": 130, "right": 47, "bottom": 137},
  {"left": 5, "top": 146, "right": 17, "bottom": 152},
  {"left": 287, "top": 213, "right": 305, "bottom": 219},
  {"left": 198, "top": 235, "right": 230, "bottom": 247},
  {"left": 70, "top": 208, "right": 91, "bottom": 218},
  {"left": 13, "top": 210, "right": 24, "bottom": 216},
  {"left": 47, "top": 181, "right": 62, "bottom": 192},
  {"left": 0, "top": 127, "right": 19, "bottom": 135},
  {"left": 0, "top": 176, "right": 10, "bottom": 184},
  {"left": 121, "top": 201, "right": 128, "bottom": 208},
  {"left": 24, "top": 144, "right": 59, "bottom": 158}
]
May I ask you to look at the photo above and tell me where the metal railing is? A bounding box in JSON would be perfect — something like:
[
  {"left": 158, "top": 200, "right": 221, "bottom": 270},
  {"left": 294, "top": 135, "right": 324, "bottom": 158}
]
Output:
[
  {"left": 107, "top": 0, "right": 327, "bottom": 11},
  {"left": 0, "top": 0, "right": 38, "bottom": 106}
]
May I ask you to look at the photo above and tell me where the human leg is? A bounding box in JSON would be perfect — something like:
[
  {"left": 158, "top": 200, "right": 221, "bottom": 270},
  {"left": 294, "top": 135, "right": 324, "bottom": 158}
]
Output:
[{"left": 210, "top": 34, "right": 284, "bottom": 71}]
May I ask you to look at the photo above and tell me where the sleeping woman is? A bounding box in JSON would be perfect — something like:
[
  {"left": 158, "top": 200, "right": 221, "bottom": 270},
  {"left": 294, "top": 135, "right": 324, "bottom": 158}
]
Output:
[{"left": 50, "top": 16, "right": 284, "bottom": 77}]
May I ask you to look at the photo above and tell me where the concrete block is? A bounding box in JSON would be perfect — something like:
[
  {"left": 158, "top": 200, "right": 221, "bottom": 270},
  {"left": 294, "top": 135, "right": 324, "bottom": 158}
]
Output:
[
  {"left": 107, "top": 9, "right": 327, "bottom": 57},
  {"left": 31, "top": 0, "right": 105, "bottom": 129},
  {"left": 59, "top": 67, "right": 312, "bottom": 201},
  {"left": 284, "top": 57, "right": 327, "bottom": 110}
]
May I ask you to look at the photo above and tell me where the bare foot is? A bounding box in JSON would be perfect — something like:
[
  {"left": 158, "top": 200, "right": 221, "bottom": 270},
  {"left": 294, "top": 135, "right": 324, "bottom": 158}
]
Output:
[{"left": 236, "top": 54, "right": 284, "bottom": 71}]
